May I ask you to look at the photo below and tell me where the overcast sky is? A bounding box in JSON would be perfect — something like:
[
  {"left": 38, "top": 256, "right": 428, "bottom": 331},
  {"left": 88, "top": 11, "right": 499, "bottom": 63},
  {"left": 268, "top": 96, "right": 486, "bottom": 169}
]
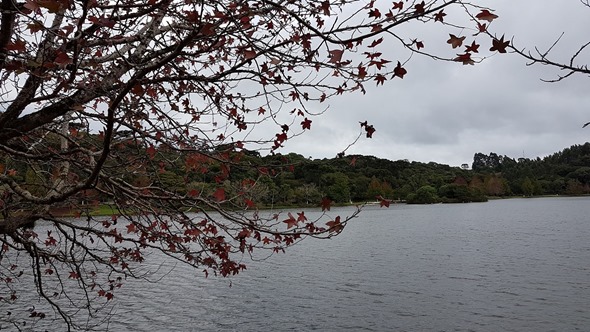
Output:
[{"left": 280, "top": 0, "right": 590, "bottom": 167}]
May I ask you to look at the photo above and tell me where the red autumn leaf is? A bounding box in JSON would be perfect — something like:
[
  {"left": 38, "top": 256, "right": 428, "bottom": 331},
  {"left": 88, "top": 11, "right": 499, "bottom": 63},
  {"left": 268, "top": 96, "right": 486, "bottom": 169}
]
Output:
[
  {"left": 301, "top": 118, "right": 312, "bottom": 130},
  {"left": 393, "top": 61, "right": 407, "bottom": 79},
  {"left": 434, "top": 10, "right": 446, "bottom": 22},
  {"left": 447, "top": 34, "right": 465, "bottom": 49},
  {"left": 490, "top": 35, "right": 510, "bottom": 53},
  {"left": 200, "top": 23, "right": 216, "bottom": 36},
  {"left": 393, "top": 1, "right": 403, "bottom": 11},
  {"left": 326, "top": 216, "right": 343, "bottom": 233},
  {"left": 454, "top": 53, "right": 475, "bottom": 65},
  {"left": 368, "top": 8, "right": 381, "bottom": 18},
  {"left": 146, "top": 144, "right": 156, "bottom": 159},
  {"left": 188, "top": 189, "right": 199, "bottom": 197},
  {"left": 414, "top": 40, "right": 424, "bottom": 50},
  {"left": 244, "top": 198, "right": 255, "bottom": 208},
  {"left": 384, "top": 9, "right": 395, "bottom": 20},
  {"left": 465, "top": 41, "right": 480, "bottom": 53},
  {"left": 320, "top": 197, "right": 332, "bottom": 211},
  {"left": 131, "top": 84, "right": 144, "bottom": 96},
  {"left": 6, "top": 40, "right": 26, "bottom": 52},
  {"left": 69, "top": 271, "right": 79, "bottom": 279},
  {"left": 476, "top": 22, "right": 487, "bottom": 34},
  {"left": 358, "top": 65, "right": 367, "bottom": 79},
  {"left": 289, "top": 90, "right": 299, "bottom": 101},
  {"left": 23, "top": 0, "right": 40, "bottom": 12},
  {"left": 237, "top": 228, "right": 251, "bottom": 239},
  {"left": 283, "top": 212, "right": 298, "bottom": 229},
  {"left": 45, "top": 237, "right": 57, "bottom": 246},
  {"left": 476, "top": 9, "right": 498, "bottom": 23},
  {"left": 242, "top": 49, "right": 257, "bottom": 60},
  {"left": 212, "top": 188, "right": 225, "bottom": 202},
  {"left": 365, "top": 124, "right": 376, "bottom": 138},
  {"left": 377, "top": 196, "right": 391, "bottom": 208},
  {"left": 185, "top": 228, "right": 201, "bottom": 237},
  {"left": 320, "top": 0, "right": 330, "bottom": 15},
  {"left": 126, "top": 223, "right": 137, "bottom": 234},
  {"left": 297, "top": 211, "right": 307, "bottom": 223},
  {"left": 7, "top": 169, "right": 17, "bottom": 176},
  {"left": 88, "top": 16, "right": 116, "bottom": 28},
  {"left": 374, "top": 74, "right": 386, "bottom": 86},
  {"left": 38, "top": 0, "right": 63, "bottom": 13},
  {"left": 369, "top": 37, "right": 383, "bottom": 48},
  {"left": 328, "top": 49, "right": 344, "bottom": 64},
  {"left": 369, "top": 59, "right": 391, "bottom": 70},
  {"left": 414, "top": 1, "right": 425, "bottom": 15},
  {"left": 27, "top": 22, "right": 44, "bottom": 33}
]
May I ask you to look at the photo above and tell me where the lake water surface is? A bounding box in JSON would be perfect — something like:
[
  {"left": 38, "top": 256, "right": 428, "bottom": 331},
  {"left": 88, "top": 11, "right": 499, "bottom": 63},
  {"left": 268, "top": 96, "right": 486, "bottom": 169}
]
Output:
[
  {"left": 111, "top": 197, "right": 590, "bottom": 332},
  {"left": 5, "top": 197, "right": 590, "bottom": 331}
]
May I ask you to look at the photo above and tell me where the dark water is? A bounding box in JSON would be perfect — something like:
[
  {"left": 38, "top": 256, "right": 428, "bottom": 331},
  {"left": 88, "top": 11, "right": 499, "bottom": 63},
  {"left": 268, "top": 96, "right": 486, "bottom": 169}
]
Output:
[{"left": 5, "top": 197, "right": 590, "bottom": 331}]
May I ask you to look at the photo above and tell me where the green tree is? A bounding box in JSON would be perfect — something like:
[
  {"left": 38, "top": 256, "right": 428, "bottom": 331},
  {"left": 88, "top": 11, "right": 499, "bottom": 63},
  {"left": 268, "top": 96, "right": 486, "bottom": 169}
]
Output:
[
  {"left": 320, "top": 172, "right": 351, "bottom": 203},
  {"left": 521, "top": 177, "right": 535, "bottom": 197},
  {"left": 407, "top": 185, "right": 440, "bottom": 204},
  {"left": 293, "top": 183, "right": 323, "bottom": 205}
]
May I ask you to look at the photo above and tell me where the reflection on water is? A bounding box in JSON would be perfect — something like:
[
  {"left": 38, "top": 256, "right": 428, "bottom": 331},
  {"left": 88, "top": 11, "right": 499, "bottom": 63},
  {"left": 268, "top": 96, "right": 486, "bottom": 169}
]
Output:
[{"left": 4, "top": 197, "right": 590, "bottom": 331}]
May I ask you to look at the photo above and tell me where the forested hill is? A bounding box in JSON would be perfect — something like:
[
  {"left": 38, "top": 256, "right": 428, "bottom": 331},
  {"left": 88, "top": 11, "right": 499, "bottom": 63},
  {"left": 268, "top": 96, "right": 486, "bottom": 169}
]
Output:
[
  {"left": 4, "top": 139, "right": 589, "bottom": 207},
  {"left": 245, "top": 141, "right": 590, "bottom": 205},
  {"left": 468, "top": 142, "right": 590, "bottom": 197},
  {"left": 265, "top": 141, "right": 590, "bottom": 204}
]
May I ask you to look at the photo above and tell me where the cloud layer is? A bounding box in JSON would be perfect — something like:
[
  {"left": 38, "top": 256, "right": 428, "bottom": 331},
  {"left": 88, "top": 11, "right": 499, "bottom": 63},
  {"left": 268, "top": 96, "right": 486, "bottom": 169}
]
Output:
[{"left": 282, "top": 1, "right": 590, "bottom": 166}]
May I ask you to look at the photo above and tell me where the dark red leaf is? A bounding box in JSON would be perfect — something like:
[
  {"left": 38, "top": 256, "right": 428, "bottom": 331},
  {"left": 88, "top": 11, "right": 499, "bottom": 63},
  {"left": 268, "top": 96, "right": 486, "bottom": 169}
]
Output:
[
  {"left": 447, "top": 34, "right": 466, "bottom": 49},
  {"left": 393, "top": 61, "right": 407, "bottom": 79},
  {"left": 283, "top": 212, "right": 298, "bottom": 229},
  {"left": 434, "top": 10, "right": 446, "bottom": 22},
  {"left": 365, "top": 124, "right": 376, "bottom": 138},
  {"left": 320, "top": 197, "right": 332, "bottom": 211},
  {"left": 465, "top": 41, "right": 480, "bottom": 53},
  {"left": 213, "top": 188, "right": 225, "bottom": 202},
  {"left": 414, "top": 1, "right": 425, "bottom": 15},
  {"left": 454, "top": 53, "right": 475, "bottom": 65},
  {"left": 369, "top": 37, "right": 383, "bottom": 48},
  {"left": 6, "top": 40, "right": 26, "bottom": 52},
  {"left": 146, "top": 145, "right": 156, "bottom": 159},
  {"left": 368, "top": 8, "right": 381, "bottom": 18},
  {"left": 476, "top": 22, "right": 487, "bottom": 34},
  {"left": 301, "top": 118, "right": 312, "bottom": 130},
  {"left": 326, "top": 216, "right": 344, "bottom": 233},
  {"left": 490, "top": 35, "right": 510, "bottom": 53},
  {"left": 374, "top": 74, "right": 386, "bottom": 86},
  {"left": 328, "top": 49, "right": 344, "bottom": 64},
  {"left": 476, "top": 9, "right": 498, "bottom": 23}
]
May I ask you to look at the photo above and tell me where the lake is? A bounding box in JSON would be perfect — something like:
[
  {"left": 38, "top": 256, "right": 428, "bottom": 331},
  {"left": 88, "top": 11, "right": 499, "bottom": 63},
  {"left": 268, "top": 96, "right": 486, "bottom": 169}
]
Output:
[{"left": 4, "top": 197, "right": 590, "bottom": 331}]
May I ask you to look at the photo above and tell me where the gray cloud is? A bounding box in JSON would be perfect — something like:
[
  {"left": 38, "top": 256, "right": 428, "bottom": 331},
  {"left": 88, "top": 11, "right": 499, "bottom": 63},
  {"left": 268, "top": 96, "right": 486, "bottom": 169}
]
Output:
[{"left": 283, "top": 0, "right": 590, "bottom": 167}]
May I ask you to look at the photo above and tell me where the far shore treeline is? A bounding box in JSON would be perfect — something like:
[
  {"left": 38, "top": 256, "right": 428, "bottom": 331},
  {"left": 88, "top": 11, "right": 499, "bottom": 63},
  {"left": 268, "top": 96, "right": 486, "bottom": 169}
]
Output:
[{"left": 4, "top": 138, "right": 590, "bottom": 209}]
